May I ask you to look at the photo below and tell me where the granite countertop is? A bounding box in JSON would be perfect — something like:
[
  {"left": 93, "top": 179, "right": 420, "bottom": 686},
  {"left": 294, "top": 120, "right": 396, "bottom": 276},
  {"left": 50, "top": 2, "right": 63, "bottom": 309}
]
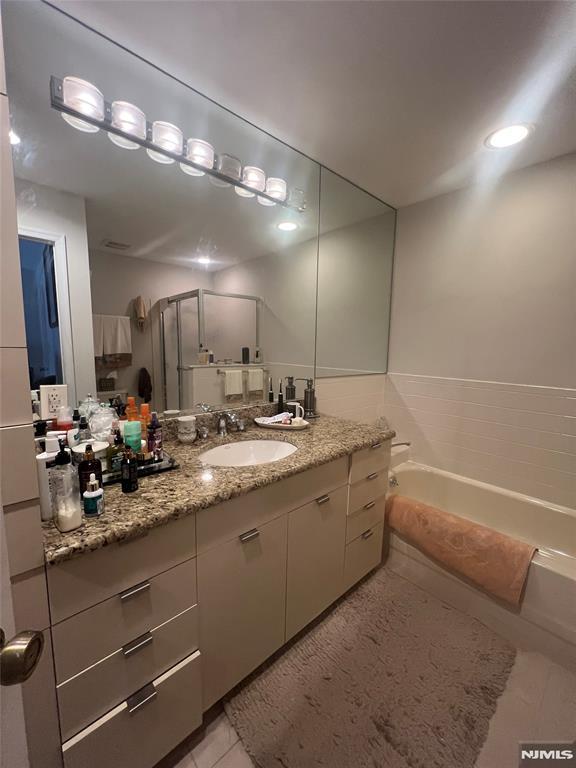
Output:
[{"left": 43, "top": 414, "right": 395, "bottom": 566}]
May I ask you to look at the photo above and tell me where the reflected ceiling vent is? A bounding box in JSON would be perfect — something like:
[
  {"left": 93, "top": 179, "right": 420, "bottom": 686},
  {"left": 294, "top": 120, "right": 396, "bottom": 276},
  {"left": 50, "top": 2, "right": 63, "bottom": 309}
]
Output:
[{"left": 101, "top": 239, "right": 131, "bottom": 251}]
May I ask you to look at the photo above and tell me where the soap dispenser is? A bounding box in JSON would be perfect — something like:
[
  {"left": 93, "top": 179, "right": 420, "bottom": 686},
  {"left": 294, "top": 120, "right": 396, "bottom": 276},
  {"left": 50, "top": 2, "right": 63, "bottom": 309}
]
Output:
[
  {"left": 296, "top": 378, "right": 317, "bottom": 419},
  {"left": 50, "top": 441, "right": 82, "bottom": 532},
  {"left": 285, "top": 377, "right": 296, "bottom": 401}
]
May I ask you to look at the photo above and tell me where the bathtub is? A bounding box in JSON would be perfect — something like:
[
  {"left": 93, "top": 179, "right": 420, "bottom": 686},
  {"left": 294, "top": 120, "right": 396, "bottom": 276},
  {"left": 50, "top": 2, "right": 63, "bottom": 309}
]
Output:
[{"left": 385, "top": 461, "right": 576, "bottom": 671}]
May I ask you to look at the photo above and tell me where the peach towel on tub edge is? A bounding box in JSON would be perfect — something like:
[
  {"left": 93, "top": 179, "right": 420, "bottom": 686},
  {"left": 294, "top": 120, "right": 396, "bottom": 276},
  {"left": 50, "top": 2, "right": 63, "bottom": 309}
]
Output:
[{"left": 386, "top": 494, "right": 536, "bottom": 607}]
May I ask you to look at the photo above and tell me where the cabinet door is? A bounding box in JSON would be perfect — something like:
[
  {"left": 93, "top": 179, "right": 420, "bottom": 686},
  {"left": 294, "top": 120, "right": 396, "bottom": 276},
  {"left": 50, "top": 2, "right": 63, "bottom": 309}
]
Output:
[
  {"left": 286, "top": 485, "right": 348, "bottom": 640},
  {"left": 197, "top": 514, "right": 288, "bottom": 709}
]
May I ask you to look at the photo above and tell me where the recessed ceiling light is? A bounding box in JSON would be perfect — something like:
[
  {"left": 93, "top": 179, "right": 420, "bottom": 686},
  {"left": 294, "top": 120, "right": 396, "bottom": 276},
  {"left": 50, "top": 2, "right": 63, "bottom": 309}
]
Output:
[
  {"left": 277, "top": 221, "right": 298, "bottom": 232},
  {"left": 484, "top": 124, "right": 533, "bottom": 149},
  {"left": 197, "top": 256, "right": 211, "bottom": 265},
  {"left": 9, "top": 130, "right": 21, "bottom": 146}
]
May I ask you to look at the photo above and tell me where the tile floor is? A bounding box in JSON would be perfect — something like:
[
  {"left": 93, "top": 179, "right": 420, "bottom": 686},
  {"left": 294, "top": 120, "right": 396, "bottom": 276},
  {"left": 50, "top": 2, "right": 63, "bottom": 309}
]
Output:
[{"left": 160, "top": 650, "right": 576, "bottom": 768}]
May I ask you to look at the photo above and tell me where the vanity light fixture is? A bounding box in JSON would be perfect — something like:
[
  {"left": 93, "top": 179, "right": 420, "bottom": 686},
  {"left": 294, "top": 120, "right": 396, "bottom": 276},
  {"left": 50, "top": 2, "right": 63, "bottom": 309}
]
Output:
[
  {"left": 277, "top": 221, "right": 298, "bottom": 232},
  {"left": 197, "top": 256, "right": 211, "bottom": 265},
  {"left": 147, "top": 121, "right": 183, "bottom": 164},
  {"left": 180, "top": 138, "right": 215, "bottom": 176},
  {"left": 108, "top": 101, "right": 146, "bottom": 149},
  {"left": 484, "top": 124, "right": 533, "bottom": 149},
  {"left": 235, "top": 166, "right": 266, "bottom": 198},
  {"left": 61, "top": 76, "right": 105, "bottom": 133},
  {"left": 9, "top": 130, "right": 20, "bottom": 146},
  {"left": 50, "top": 75, "right": 306, "bottom": 212}
]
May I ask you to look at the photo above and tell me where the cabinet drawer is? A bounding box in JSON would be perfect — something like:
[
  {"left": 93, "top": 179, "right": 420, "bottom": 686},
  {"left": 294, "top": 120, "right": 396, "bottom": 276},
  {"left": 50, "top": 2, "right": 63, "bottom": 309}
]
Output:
[
  {"left": 198, "top": 514, "right": 288, "bottom": 709},
  {"left": 343, "top": 522, "right": 384, "bottom": 592},
  {"left": 286, "top": 485, "right": 347, "bottom": 640},
  {"left": 58, "top": 605, "right": 199, "bottom": 741},
  {"left": 62, "top": 650, "right": 202, "bottom": 768},
  {"left": 52, "top": 556, "right": 197, "bottom": 683},
  {"left": 349, "top": 470, "right": 388, "bottom": 513},
  {"left": 48, "top": 514, "right": 196, "bottom": 624},
  {"left": 196, "top": 457, "right": 347, "bottom": 555},
  {"left": 346, "top": 496, "right": 386, "bottom": 544},
  {"left": 350, "top": 441, "right": 390, "bottom": 484}
]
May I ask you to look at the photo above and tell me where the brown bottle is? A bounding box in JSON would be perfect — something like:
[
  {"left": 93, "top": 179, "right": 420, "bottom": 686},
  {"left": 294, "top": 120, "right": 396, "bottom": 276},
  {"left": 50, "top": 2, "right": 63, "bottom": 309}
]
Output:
[{"left": 78, "top": 444, "right": 103, "bottom": 497}]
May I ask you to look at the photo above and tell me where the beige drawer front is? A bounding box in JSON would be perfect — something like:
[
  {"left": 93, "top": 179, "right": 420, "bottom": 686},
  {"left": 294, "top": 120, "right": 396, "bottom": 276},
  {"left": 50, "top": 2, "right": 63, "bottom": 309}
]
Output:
[
  {"left": 346, "top": 496, "right": 386, "bottom": 544},
  {"left": 286, "top": 485, "right": 348, "bottom": 640},
  {"left": 196, "top": 456, "right": 347, "bottom": 555},
  {"left": 198, "top": 514, "right": 288, "bottom": 709},
  {"left": 48, "top": 514, "right": 196, "bottom": 624},
  {"left": 62, "top": 650, "right": 202, "bottom": 768},
  {"left": 58, "top": 604, "right": 199, "bottom": 741},
  {"left": 343, "top": 522, "right": 384, "bottom": 592},
  {"left": 349, "top": 470, "right": 388, "bottom": 513},
  {"left": 350, "top": 441, "right": 390, "bottom": 484},
  {"left": 52, "top": 556, "right": 197, "bottom": 683}
]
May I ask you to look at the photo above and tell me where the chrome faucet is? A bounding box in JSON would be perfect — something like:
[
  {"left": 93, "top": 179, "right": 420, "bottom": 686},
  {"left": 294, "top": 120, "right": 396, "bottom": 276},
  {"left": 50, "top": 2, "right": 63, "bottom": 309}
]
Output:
[{"left": 215, "top": 411, "right": 240, "bottom": 437}]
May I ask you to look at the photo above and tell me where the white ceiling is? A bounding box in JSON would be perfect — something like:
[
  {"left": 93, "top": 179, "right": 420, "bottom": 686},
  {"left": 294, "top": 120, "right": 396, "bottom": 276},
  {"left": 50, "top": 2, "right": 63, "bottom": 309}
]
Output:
[{"left": 50, "top": 0, "right": 576, "bottom": 207}]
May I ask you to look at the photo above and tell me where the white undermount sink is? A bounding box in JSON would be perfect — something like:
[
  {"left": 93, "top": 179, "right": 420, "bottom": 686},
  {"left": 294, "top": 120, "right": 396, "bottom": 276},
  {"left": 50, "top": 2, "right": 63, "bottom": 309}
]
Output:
[{"left": 199, "top": 440, "right": 297, "bottom": 467}]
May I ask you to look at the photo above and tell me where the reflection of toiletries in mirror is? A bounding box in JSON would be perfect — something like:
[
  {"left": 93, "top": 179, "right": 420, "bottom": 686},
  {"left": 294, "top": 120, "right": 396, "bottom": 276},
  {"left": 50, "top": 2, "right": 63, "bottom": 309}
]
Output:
[
  {"left": 56, "top": 405, "right": 73, "bottom": 431},
  {"left": 268, "top": 377, "right": 274, "bottom": 403},
  {"left": 255, "top": 347, "right": 261, "bottom": 363},
  {"left": 197, "top": 345, "right": 209, "bottom": 365},
  {"left": 123, "top": 420, "right": 142, "bottom": 452},
  {"left": 78, "top": 416, "right": 91, "bottom": 442},
  {"left": 285, "top": 377, "right": 296, "bottom": 400},
  {"left": 208, "top": 350, "right": 215, "bottom": 364},
  {"left": 147, "top": 412, "right": 163, "bottom": 460},
  {"left": 277, "top": 379, "right": 284, "bottom": 414},
  {"left": 242, "top": 347, "right": 250, "bottom": 364},
  {"left": 83, "top": 473, "right": 104, "bottom": 518}
]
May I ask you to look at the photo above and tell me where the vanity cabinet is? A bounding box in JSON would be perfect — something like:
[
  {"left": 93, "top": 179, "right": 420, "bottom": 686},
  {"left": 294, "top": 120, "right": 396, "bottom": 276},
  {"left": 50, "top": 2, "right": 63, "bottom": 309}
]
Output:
[
  {"left": 286, "top": 485, "right": 348, "bottom": 639},
  {"left": 198, "top": 514, "right": 288, "bottom": 709}
]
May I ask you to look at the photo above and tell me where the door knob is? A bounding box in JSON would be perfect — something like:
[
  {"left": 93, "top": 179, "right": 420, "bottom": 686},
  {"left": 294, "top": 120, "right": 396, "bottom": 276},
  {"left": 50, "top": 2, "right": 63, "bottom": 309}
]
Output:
[{"left": 0, "top": 627, "right": 44, "bottom": 686}]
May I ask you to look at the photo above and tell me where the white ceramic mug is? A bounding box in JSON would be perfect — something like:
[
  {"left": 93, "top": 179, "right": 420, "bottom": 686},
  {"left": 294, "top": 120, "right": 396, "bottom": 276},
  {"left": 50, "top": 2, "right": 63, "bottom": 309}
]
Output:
[{"left": 287, "top": 402, "right": 304, "bottom": 419}]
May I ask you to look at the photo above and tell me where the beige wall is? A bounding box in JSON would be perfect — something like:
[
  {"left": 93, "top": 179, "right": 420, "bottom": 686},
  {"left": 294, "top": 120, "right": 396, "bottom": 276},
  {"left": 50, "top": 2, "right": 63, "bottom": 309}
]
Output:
[{"left": 385, "top": 154, "right": 576, "bottom": 508}]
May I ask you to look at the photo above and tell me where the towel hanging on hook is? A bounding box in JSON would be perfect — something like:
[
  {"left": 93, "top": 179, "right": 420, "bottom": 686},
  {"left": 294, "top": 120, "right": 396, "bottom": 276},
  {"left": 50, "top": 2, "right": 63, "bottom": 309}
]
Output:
[{"left": 133, "top": 295, "right": 148, "bottom": 331}]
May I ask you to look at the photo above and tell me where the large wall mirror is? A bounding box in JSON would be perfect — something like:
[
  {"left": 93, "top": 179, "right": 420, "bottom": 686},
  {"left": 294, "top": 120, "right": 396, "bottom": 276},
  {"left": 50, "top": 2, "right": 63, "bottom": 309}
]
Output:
[{"left": 4, "top": 1, "right": 395, "bottom": 417}]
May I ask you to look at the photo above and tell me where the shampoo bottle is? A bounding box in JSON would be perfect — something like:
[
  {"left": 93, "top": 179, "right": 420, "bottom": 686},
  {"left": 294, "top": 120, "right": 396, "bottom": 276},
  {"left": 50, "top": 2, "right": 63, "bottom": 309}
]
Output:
[{"left": 36, "top": 435, "right": 61, "bottom": 521}]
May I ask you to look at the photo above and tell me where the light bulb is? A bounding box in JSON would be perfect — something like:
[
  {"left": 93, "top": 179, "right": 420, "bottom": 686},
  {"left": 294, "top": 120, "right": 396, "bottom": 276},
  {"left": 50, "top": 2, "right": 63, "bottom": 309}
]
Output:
[
  {"left": 210, "top": 154, "right": 242, "bottom": 187},
  {"left": 180, "top": 138, "right": 215, "bottom": 176},
  {"left": 61, "top": 76, "right": 104, "bottom": 133},
  {"left": 146, "top": 121, "right": 183, "bottom": 164},
  {"left": 258, "top": 177, "right": 287, "bottom": 206},
  {"left": 485, "top": 124, "right": 532, "bottom": 149},
  {"left": 277, "top": 221, "right": 298, "bottom": 232},
  {"left": 197, "top": 256, "right": 211, "bottom": 265},
  {"left": 108, "top": 101, "right": 146, "bottom": 150},
  {"left": 9, "top": 130, "right": 20, "bottom": 146},
  {"left": 235, "top": 166, "right": 265, "bottom": 198}
]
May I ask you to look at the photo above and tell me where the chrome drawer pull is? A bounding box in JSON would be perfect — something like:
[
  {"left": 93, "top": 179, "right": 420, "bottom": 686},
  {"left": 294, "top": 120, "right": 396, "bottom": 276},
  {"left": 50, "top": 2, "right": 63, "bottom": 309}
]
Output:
[
  {"left": 364, "top": 501, "right": 376, "bottom": 510},
  {"left": 120, "top": 581, "right": 151, "bottom": 602},
  {"left": 362, "top": 529, "right": 374, "bottom": 540},
  {"left": 239, "top": 528, "right": 260, "bottom": 543},
  {"left": 371, "top": 442, "right": 382, "bottom": 450},
  {"left": 127, "top": 683, "right": 157, "bottom": 714},
  {"left": 366, "top": 472, "right": 379, "bottom": 481},
  {"left": 316, "top": 494, "right": 330, "bottom": 505},
  {"left": 122, "top": 632, "right": 153, "bottom": 658}
]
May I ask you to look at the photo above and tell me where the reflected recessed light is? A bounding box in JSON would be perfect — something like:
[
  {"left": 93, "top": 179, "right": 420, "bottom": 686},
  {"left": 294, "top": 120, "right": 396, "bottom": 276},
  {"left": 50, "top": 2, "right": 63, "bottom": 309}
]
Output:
[
  {"left": 9, "top": 130, "right": 20, "bottom": 146},
  {"left": 485, "top": 124, "right": 533, "bottom": 149},
  {"left": 277, "top": 221, "right": 298, "bottom": 232},
  {"left": 197, "top": 256, "right": 211, "bottom": 265}
]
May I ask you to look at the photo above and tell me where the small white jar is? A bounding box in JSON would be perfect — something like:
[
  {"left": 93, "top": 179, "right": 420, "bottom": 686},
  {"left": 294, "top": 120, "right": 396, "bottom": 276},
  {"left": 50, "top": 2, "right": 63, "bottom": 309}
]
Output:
[{"left": 177, "top": 415, "right": 197, "bottom": 444}]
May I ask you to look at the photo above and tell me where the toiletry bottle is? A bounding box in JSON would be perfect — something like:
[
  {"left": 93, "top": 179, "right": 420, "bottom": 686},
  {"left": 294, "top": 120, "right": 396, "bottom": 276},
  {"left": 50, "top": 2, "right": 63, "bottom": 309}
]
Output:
[
  {"left": 78, "top": 416, "right": 91, "bottom": 442},
  {"left": 78, "top": 444, "right": 103, "bottom": 497},
  {"left": 56, "top": 405, "right": 74, "bottom": 431},
  {"left": 268, "top": 377, "right": 274, "bottom": 403},
  {"left": 106, "top": 429, "right": 124, "bottom": 473},
  {"left": 121, "top": 447, "right": 139, "bottom": 493},
  {"left": 147, "top": 411, "right": 163, "bottom": 461},
  {"left": 72, "top": 408, "right": 80, "bottom": 428},
  {"left": 36, "top": 435, "right": 62, "bottom": 521},
  {"left": 83, "top": 473, "right": 104, "bottom": 518},
  {"left": 50, "top": 441, "right": 82, "bottom": 532},
  {"left": 285, "top": 376, "right": 296, "bottom": 401},
  {"left": 277, "top": 379, "right": 284, "bottom": 414},
  {"left": 242, "top": 347, "right": 250, "bottom": 365},
  {"left": 255, "top": 347, "right": 262, "bottom": 364},
  {"left": 208, "top": 349, "right": 215, "bottom": 364},
  {"left": 126, "top": 396, "right": 138, "bottom": 421},
  {"left": 123, "top": 420, "right": 142, "bottom": 453},
  {"left": 140, "top": 403, "right": 150, "bottom": 432}
]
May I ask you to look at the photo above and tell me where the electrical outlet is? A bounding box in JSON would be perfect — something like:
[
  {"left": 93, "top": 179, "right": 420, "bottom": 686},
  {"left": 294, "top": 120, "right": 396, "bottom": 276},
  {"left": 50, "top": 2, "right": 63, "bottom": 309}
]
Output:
[{"left": 39, "top": 384, "right": 68, "bottom": 420}]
